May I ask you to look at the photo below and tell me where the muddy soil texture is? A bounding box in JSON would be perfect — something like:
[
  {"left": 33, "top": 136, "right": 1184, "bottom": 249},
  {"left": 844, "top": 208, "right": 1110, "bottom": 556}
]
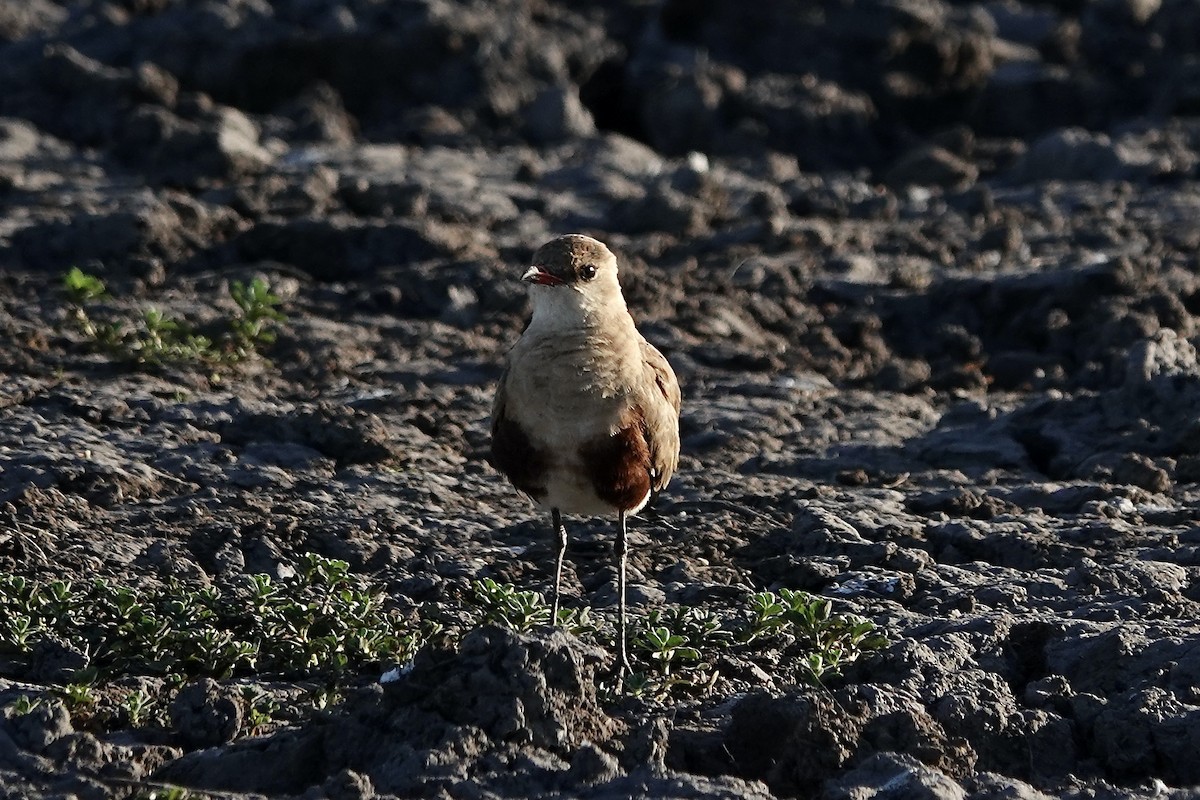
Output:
[{"left": 3, "top": 1, "right": 1200, "bottom": 798}]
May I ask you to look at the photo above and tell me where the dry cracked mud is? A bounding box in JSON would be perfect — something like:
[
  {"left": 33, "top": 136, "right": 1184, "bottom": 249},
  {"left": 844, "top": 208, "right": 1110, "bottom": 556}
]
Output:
[{"left": 2, "top": 1, "right": 1200, "bottom": 799}]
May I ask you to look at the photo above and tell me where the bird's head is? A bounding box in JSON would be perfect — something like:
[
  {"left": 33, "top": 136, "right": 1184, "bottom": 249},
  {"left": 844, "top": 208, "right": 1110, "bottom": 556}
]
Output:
[{"left": 522, "top": 234, "right": 625, "bottom": 324}]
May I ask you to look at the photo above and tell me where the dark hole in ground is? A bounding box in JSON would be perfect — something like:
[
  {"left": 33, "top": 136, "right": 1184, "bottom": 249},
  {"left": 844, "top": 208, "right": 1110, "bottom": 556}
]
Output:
[
  {"left": 578, "top": 56, "right": 649, "bottom": 144},
  {"left": 1013, "top": 429, "right": 1062, "bottom": 477}
]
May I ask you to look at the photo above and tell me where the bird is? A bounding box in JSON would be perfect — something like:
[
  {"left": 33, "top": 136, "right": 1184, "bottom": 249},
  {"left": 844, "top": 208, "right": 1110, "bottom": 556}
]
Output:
[{"left": 490, "top": 234, "right": 681, "bottom": 677}]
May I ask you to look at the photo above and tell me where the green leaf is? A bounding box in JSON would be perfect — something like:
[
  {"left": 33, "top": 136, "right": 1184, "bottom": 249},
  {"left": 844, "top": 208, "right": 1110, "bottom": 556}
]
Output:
[{"left": 63, "top": 267, "right": 108, "bottom": 303}]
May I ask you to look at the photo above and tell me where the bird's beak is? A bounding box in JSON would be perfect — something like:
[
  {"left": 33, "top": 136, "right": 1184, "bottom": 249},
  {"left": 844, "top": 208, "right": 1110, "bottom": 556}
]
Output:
[{"left": 521, "top": 265, "right": 564, "bottom": 286}]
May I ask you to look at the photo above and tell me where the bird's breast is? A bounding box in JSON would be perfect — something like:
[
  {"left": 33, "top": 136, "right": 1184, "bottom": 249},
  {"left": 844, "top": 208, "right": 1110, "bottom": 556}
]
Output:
[
  {"left": 502, "top": 332, "right": 651, "bottom": 515},
  {"left": 509, "top": 334, "right": 638, "bottom": 432}
]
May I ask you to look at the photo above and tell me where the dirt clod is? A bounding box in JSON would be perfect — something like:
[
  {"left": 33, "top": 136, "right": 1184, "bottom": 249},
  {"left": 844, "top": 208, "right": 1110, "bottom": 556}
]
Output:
[
  {"left": 399, "top": 626, "right": 618, "bottom": 752},
  {"left": 169, "top": 679, "right": 246, "bottom": 749},
  {"left": 3, "top": 1, "right": 1200, "bottom": 798}
]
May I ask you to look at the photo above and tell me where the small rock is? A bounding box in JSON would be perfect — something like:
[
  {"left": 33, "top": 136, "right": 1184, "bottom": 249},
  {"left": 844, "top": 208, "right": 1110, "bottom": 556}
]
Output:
[
  {"left": 1124, "top": 329, "right": 1200, "bottom": 388},
  {"left": 1174, "top": 454, "right": 1200, "bottom": 484},
  {"left": 824, "top": 752, "right": 966, "bottom": 800},
  {"left": 567, "top": 742, "right": 622, "bottom": 786},
  {"left": 876, "top": 358, "right": 933, "bottom": 392},
  {"left": 396, "top": 626, "right": 617, "bottom": 751},
  {"left": 964, "top": 773, "right": 1056, "bottom": 800},
  {"left": 7, "top": 699, "right": 74, "bottom": 751},
  {"left": 441, "top": 284, "right": 480, "bottom": 328},
  {"left": 169, "top": 678, "right": 245, "bottom": 749},
  {"left": 978, "top": 222, "right": 1024, "bottom": 255},
  {"left": 723, "top": 690, "right": 859, "bottom": 795},
  {"left": 317, "top": 768, "right": 375, "bottom": 800},
  {"left": 25, "top": 639, "right": 89, "bottom": 684},
  {"left": 0, "top": 118, "right": 40, "bottom": 161},
  {"left": 1024, "top": 675, "right": 1074, "bottom": 710},
  {"left": 281, "top": 82, "right": 357, "bottom": 145},
  {"left": 884, "top": 145, "right": 979, "bottom": 188},
  {"left": 1008, "top": 127, "right": 1125, "bottom": 182},
  {"left": 623, "top": 717, "right": 669, "bottom": 775},
  {"left": 525, "top": 85, "right": 596, "bottom": 144},
  {"left": 1112, "top": 453, "right": 1170, "bottom": 493},
  {"left": 213, "top": 107, "right": 273, "bottom": 175}
]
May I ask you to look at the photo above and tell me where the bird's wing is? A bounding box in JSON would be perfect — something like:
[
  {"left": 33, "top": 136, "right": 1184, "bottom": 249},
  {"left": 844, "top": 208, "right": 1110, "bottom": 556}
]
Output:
[
  {"left": 490, "top": 364, "right": 509, "bottom": 436},
  {"left": 639, "top": 339, "right": 681, "bottom": 493},
  {"left": 490, "top": 363, "right": 547, "bottom": 500}
]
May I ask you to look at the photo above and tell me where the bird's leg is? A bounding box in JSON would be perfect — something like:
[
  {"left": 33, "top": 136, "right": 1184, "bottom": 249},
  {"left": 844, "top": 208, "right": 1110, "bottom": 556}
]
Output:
[
  {"left": 550, "top": 507, "right": 566, "bottom": 624},
  {"left": 616, "top": 509, "right": 631, "bottom": 679}
]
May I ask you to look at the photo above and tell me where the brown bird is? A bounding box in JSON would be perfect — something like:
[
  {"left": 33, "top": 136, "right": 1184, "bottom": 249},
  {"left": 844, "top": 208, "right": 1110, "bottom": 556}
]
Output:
[{"left": 491, "top": 234, "right": 681, "bottom": 675}]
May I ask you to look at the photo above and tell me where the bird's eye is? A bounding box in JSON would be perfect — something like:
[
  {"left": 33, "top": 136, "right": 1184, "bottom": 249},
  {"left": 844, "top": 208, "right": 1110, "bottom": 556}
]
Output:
[{"left": 581, "top": 264, "right": 597, "bottom": 281}]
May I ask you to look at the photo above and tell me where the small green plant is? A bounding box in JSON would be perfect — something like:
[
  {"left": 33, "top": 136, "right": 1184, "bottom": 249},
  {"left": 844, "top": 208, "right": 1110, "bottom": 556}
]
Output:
[
  {"left": 241, "top": 686, "right": 280, "bottom": 730},
  {"left": 5, "top": 614, "right": 39, "bottom": 649},
  {"left": 740, "top": 589, "right": 887, "bottom": 682},
  {"left": 123, "top": 689, "right": 154, "bottom": 727},
  {"left": 228, "top": 278, "right": 286, "bottom": 358},
  {"left": 60, "top": 269, "right": 286, "bottom": 368},
  {"left": 0, "top": 555, "right": 428, "bottom": 740},
  {"left": 556, "top": 605, "right": 601, "bottom": 637},
  {"left": 635, "top": 626, "right": 701, "bottom": 675},
  {"left": 59, "top": 681, "right": 97, "bottom": 709},
  {"left": 620, "top": 606, "right": 727, "bottom": 697},
  {"left": 62, "top": 269, "right": 123, "bottom": 345},
  {"left": 7, "top": 695, "right": 42, "bottom": 716},
  {"left": 64, "top": 267, "right": 108, "bottom": 304},
  {"left": 648, "top": 605, "right": 731, "bottom": 650},
  {"left": 309, "top": 685, "right": 343, "bottom": 711},
  {"left": 744, "top": 591, "right": 790, "bottom": 642},
  {"left": 133, "top": 308, "right": 217, "bottom": 365},
  {"left": 467, "top": 578, "right": 553, "bottom": 631}
]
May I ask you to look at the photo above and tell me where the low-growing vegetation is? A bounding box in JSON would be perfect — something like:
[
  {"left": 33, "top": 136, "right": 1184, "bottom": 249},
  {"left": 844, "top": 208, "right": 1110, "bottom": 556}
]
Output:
[
  {"left": 0, "top": 554, "right": 419, "bottom": 681},
  {"left": 462, "top": 577, "right": 887, "bottom": 699},
  {"left": 1, "top": 557, "right": 885, "bottom": 739},
  {"left": 62, "top": 267, "right": 285, "bottom": 367},
  {"left": 0, "top": 554, "right": 424, "bottom": 736}
]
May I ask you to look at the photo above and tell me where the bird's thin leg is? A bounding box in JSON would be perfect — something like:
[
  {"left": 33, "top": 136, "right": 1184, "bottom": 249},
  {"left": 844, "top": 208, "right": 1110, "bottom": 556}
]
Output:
[
  {"left": 616, "top": 509, "right": 631, "bottom": 678},
  {"left": 550, "top": 507, "right": 566, "bottom": 624}
]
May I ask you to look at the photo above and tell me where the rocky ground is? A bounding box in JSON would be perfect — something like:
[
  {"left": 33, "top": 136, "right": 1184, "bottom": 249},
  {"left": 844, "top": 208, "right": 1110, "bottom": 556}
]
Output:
[{"left": 2, "top": 1, "right": 1200, "bottom": 798}]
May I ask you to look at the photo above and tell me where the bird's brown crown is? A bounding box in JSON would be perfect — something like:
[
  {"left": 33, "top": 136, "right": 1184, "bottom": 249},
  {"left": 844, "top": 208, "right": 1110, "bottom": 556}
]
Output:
[{"left": 531, "top": 234, "right": 616, "bottom": 286}]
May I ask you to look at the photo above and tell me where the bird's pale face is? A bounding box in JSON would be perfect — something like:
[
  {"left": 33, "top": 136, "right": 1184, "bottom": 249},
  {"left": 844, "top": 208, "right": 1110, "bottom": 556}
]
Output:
[{"left": 522, "top": 234, "right": 624, "bottom": 327}]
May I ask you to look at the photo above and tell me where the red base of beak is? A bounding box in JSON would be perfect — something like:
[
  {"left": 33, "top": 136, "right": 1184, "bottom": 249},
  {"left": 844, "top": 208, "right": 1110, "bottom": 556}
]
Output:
[{"left": 521, "top": 266, "right": 565, "bottom": 286}]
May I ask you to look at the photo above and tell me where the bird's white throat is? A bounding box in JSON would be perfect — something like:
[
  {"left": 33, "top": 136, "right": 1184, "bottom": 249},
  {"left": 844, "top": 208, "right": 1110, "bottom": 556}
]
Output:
[{"left": 526, "top": 282, "right": 626, "bottom": 336}]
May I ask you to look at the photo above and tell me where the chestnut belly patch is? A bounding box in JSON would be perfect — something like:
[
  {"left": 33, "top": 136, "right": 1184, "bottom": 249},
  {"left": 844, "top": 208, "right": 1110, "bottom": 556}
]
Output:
[{"left": 578, "top": 414, "right": 652, "bottom": 512}]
